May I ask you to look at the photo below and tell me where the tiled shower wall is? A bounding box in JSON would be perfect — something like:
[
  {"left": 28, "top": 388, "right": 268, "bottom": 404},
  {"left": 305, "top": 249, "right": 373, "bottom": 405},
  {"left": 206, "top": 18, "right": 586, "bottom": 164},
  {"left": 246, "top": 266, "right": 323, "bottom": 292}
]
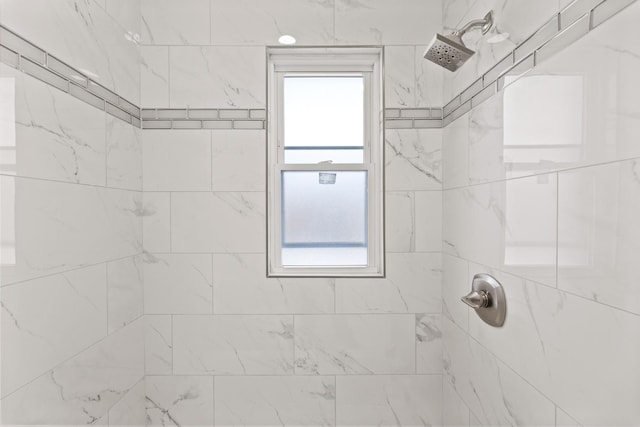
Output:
[
  {"left": 441, "top": 1, "right": 640, "bottom": 426},
  {"left": 0, "top": 1, "right": 145, "bottom": 425},
  {"left": 140, "top": 0, "right": 445, "bottom": 425}
]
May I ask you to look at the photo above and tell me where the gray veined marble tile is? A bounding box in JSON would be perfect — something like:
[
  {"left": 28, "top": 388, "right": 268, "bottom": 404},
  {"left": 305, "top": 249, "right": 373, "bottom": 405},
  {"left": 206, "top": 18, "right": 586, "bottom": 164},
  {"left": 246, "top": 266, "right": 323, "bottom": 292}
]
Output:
[
  {"left": 385, "top": 128, "right": 442, "bottom": 191},
  {"left": 143, "top": 253, "right": 213, "bottom": 314},
  {"left": 335, "top": 0, "right": 441, "bottom": 45},
  {"left": 210, "top": 0, "right": 335, "bottom": 45},
  {"left": 107, "top": 254, "right": 144, "bottom": 333},
  {"left": 443, "top": 317, "right": 556, "bottom": 427},
  {"left": 1, "top": 263, "right": 107, "bottom": 398},
  {"left": 294, "top": 314, "right": 415, "bottom": 375},
  {"left": 108, "top": 378, "right": 146, "bottom": 427},
  {"left": 0, "top": 176, "right": 141, "bottom": 286},
  {"left": 169, "top": 46, "right": 266, "bottom": 108},
  {"left": 146, "top": 375, "right": 214, "bottom": 427},
  {"left": 335, "top": 252, "right": 442, "bottom": 314},
  {"left": 336, "top": 375, "right": 442, "bottom": 427},
  {"left": 5, "top": 65, "right": 107, "bottom": 186},
  {"left": 140, "top": 0, "right": 210, "bottom": 45},
  {"left": 443, "top": 377, "right": 470, "bottom": 427},
  {"left": 211, "top": 130, "right": 266, "bottom": 192},
  {"left": 140, "top": 46, "right": 169, "bottom": 108},
  {"left": 2, "top": 318, "right": 144, "bottom": 426},
  {"left": 141, "top": 192, "right": 171, "bottom": 253},
  {"left": 385, "top": 191, "right": 442, "bottom": 253},
  {"left": 173, "top": 315, "right": 294, "bottom": 375},
  {"left": 171, "top": 191, "right": 266, "bottom": 253},
  {"left": 558, "top": 160, "right": 640, "bottom": 316},
  {"left": 212, "top": 253, "right": 335, "bottom": 314},
  {"left": 142, "top": 130, "right": 212, "bottom": 192},
  {"left": 416, "top": 314, "right": 443, "bottom": 374},
  {"left": 215, "top": 376, "right": 335, "bottom": 427},
  {"left": 145, "top": 315, "right": 173, "bottom": 376},
  {"left": 106, "top": 114, "right": 143, "bottom": 191},
  {"left": 384, "top": 45, "right": 417, "bottom": 108}
]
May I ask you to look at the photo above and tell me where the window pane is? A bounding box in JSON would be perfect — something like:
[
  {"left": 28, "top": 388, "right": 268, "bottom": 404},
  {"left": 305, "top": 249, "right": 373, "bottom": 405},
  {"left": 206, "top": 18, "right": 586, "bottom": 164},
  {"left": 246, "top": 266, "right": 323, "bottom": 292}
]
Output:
[
  {"left": 284, "top": 76, "right": 364, "bottom": 164},
  {"left": 281, "top": 170, "right": 367, "bottom": 266},
  {"left": 284, "top": 148, "right": 363, "bottom": 164}
]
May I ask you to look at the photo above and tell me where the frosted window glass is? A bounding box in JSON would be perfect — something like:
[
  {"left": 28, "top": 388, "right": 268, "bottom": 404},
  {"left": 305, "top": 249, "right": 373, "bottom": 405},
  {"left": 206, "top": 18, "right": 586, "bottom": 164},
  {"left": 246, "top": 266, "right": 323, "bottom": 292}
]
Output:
[
  {"left": 284, "top": 76, "right": 363, "bottom": 164},
  {"left": 281, "top": 170, "right": 367, "bottom": 266}
]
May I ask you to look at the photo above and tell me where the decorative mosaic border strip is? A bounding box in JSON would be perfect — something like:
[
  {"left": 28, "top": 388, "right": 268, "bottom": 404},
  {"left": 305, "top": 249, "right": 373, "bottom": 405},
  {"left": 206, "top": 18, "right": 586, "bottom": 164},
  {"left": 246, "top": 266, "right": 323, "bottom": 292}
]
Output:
[
  {"left": 441, "top": 0, "right": 637, "bottom": 126},
  {"left": 0, "top": 0, "right": 635, "bottom": 131},
  {"left": 141, "top": 108, "right": 266, "bottom": 130},
  {"left": 0, "top": 25, "right": 142, "bottom": 127}
]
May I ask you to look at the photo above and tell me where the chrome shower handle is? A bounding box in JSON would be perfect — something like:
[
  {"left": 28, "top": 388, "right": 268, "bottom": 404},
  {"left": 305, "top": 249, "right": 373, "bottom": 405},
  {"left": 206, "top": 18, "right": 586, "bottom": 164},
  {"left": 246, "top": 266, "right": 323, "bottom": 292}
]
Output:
[{"left": 461, "top": 290, "right": 490, "bottom": 309}]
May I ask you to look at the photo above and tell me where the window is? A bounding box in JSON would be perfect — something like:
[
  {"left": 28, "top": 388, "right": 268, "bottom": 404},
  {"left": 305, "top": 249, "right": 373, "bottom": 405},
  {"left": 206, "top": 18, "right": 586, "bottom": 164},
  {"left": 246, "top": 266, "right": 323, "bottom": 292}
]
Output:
[{"left": 267, "top": 47, "right": 384, "bottom": 277}]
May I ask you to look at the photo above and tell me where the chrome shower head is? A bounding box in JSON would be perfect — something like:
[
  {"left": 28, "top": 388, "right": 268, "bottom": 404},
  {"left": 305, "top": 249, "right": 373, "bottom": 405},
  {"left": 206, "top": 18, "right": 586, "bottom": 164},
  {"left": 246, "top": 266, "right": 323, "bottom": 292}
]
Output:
[{"left": 424, "top": 11, "right": 494, "bottom": 72}]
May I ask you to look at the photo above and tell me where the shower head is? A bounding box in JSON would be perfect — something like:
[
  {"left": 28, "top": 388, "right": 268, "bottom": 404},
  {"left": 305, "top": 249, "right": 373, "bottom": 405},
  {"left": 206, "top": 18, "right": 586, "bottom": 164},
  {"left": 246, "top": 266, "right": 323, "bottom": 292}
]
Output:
[{"left": 424, "top": 11, "right": 494, "bottom": 72}]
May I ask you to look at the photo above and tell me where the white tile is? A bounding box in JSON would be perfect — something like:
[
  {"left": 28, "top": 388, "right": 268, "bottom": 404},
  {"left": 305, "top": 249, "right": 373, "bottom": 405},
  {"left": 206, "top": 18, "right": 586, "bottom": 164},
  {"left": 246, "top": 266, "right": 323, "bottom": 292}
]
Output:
[
  {"left": 212, "top": 253, "right": 334, "bottom": 314},
  {"left": 443, "top": 378, "right": 470, "bottom": 427},
  {"left": 336, "top": 253, "right": 441, "bottom": 313},
  {"left": 466, "top": 266, "right": 640, "bottom": 426},
  {"left": 169, "top": 46, "right": 266, "bottom": 108},
  {"left": 384, "top": 46, "right": 416, "bottom": 108},
  {"left": 211, "top": 130, "right": 265, "bottom": 191},
  {"left": 336, "top": 375, "right": 442, "bottom": 426},
  {"left": 335, "top": 0, "right": 441, "bottom": 45},
  {"left": 140, "top": 46, "right": 169, "bottom": 108},
  {"left": 416, "top": 314, "right": 442, "bottom": 374},
  {"left": 386, "top": 191, "right": 441, "bottom": 253},
  {"left": 173, "top": 315, "right": 294, "bottom": 375},
  {"left": 556, "top": 407, "right": 582, "bottom": 426},
  {"left": 467, "top": 94, "right": 507, "bottom": 185},
  {"left": 145, "top": 315, "right": 172, "bottom": 375},
  {"left": 442, "top": 110, "right": 469, "bottom": 190},
  {"left": 143, "top": 253, "right": 213, "bottom": 314},
  {"left": 142, "top": 130, "right": 211, "bottom": 191},
  {"left": 2, "top": 319, "right": 143, "bottom": 425},
  {"left": 558, "top": 160, "right": 640, "bottom": 315},
  {"left": 210, "top": 0, "right": 334, "bottom": 45},
  {"left": 386, "top": 128, "right": 442, "bottom": 191},
  {"left": 443, "top": 174, "right": 557, "bottom": 288},
  {"left": 106, "top": 115, "right": 142, "bottom": 191},
  {"left": 108, "top": 379, "right": 145, "bottom": 427},
  {"left": 146, "top": 375, "right": 214, "bottom": 427},
  {"left": 140, "top": 0, "right": 210, "bottom": 45},
  {"left": 416, "top": 45, "right": 445, "bottom": 107},
  {"left": 1, "top": 264, "right": 107, "bottom": 397},
  {"left": 215, "top": 376, "right": 335, "bottom": 426},
  {"left": 6, "top": 69, "right": 106, "bottom": 185},
  {"left": 105, "top": 0, "right": 141, "bottom": 37},
  {"left": 142, "top": 192, "right": 171, "bottom": 253},
  {"left": 0, "top": 176, "right": 141, "bottom": 286},
  {"left": 0, "top": 0, "right": 140, "bottom": 103},
  {"left": 171, "top": 192, "right": 265, "bottom": 253},
  {"left": 107, "top": 255, "right": 143, "bottom": 333},
  {"left": 295, "top": 314, "right": 415, "bottom": 374},
  {"left": 442, "top": 253, "right": 470, "bottom": 331},
  {"left": 443, "top": 317, "right": 556, "bottom": 427}
]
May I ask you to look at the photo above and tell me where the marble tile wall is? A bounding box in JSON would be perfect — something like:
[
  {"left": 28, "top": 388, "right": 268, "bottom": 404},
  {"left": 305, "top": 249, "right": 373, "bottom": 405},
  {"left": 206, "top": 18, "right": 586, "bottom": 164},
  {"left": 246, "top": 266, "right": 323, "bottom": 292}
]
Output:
[
  {"left": 0, "top": 1, "right": 144, "bottom": 425},
  {"left": 139, "top": 0, "right": 444, "bottom": 425},
  {"left": 441, "top": 2, "right": 640, "bottom": 426}
]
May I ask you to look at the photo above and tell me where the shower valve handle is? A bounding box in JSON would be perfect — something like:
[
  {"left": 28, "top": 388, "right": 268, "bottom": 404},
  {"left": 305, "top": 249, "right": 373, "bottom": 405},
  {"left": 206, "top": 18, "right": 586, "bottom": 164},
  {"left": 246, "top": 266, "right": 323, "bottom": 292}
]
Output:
[{"left": 461, "top": 290, "right": 490, "bottom": 309}]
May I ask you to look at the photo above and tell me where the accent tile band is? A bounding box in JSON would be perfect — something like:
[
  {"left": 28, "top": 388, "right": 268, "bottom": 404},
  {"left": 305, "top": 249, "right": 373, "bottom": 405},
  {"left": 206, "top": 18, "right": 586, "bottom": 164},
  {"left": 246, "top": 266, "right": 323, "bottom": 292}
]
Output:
[{"left": 0, "top": 0, "right": 636, "bottom": 130}]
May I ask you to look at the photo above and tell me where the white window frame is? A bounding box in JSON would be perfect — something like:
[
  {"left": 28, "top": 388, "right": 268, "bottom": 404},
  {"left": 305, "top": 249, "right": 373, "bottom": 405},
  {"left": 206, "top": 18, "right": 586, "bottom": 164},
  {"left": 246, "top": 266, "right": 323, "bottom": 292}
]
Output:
[{"left": 267, "top": 47, "right": 384, "bottom": 277}]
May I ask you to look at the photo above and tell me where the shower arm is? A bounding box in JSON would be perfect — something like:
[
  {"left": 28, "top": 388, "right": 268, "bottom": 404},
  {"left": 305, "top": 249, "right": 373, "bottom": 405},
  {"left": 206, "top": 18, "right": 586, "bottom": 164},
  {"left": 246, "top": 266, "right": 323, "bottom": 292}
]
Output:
[{"left": 453, "top": 11, "right": 494, "bottom": 38}]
